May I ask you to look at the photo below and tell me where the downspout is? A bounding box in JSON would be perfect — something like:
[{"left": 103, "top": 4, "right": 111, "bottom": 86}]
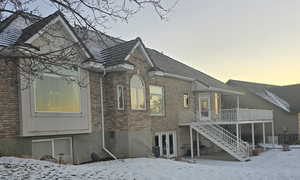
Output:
[{"left": 100, "top": 70, "right": 117, "bottom": 160}]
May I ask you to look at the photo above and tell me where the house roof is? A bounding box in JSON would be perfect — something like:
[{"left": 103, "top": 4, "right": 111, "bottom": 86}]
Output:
[
  {"left": 227, "top": 80, "right": 278, "bottom": 94},
  {"left": 1, "top": 11, "right": 240, "bottom": 94},
  {"left": 16, "top": 11, "right": 60, "bottom": 43},
  {"left": 0, "top": 11, "right": 41, "bottom": 34},
  {"left": 227, "top": 80, "right": 300, "bottom": 113},
  {"left": 148, "top": 48, "right": 237, "bottom": 92},
  {"left": 268, "top": 84, "right": 300, "bottom": 113},
  {"left": 0, "top": 11, "right": 93, "bottom": 59},
  {"left": 97, "top": 38, "right": 139, "bottom": 66}
]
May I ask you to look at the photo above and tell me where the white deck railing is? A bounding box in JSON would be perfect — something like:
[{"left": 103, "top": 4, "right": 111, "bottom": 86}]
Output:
[
  {"left": 196, "top": 108, "right": 273, "bottom": 123},
  {"left": 222, "top": 108, "right": 273, "bottom": 122}
]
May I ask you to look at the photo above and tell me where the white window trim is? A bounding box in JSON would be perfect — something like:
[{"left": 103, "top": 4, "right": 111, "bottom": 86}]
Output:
[
  {"left": 31, "top": 71, "right": 83, "bottom": 117},
  {"left": 130, "top": 75, "right": 146, "bottom": 111},
  {"left": 154, "top": 131, "right": 177, "bottom": 158},
  {"left": 117, "top": 85, "right": 125, "bottom": 110},
  {"left": 150, "top": 85, "right": 165, "bottom": 116},
  {"left": 199, "top": 94, "right": 211, "bottom": 120},
  {"left": 32, "top": 137, "right": 73, "bottom": 162}
]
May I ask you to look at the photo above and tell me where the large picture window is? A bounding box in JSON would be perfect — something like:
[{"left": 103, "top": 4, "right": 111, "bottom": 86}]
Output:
[
  {"left": 150, "top": 85, "right": 164, "bottom": 115},
  {"left": 35, "top": 70, "right": 80, "bottom": 113},
  {"left": 130, "top": 75, "right": 146, "bottom": 110}
]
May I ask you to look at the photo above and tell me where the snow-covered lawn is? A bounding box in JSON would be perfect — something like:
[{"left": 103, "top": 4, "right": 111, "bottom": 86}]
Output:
[{"left": 1, "top": 149, "right": 300, "bottom": 180}]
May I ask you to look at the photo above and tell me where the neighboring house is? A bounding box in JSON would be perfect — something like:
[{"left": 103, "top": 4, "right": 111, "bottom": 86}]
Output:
[
  {"left": 0, "top": 11, "right": 275, "bottom": 163},
  {"left": 226, "top": 80, "right": 300, "bottom": 144}
]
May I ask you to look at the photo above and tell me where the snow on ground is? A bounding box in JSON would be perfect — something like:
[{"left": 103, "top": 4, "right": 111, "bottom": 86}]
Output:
[{"left": 1, "top": 149, "right": 300, "bottom": 180}]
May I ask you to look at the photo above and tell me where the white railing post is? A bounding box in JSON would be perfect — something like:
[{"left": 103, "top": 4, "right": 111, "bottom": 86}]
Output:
[{"left": 237, "top": 96, "right": 240, "bottom": 121}]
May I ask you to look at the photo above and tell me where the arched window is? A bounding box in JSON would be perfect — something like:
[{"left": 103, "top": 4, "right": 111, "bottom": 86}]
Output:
[{"left": 130, "top": 75, "right": 146, "bottom": 110}]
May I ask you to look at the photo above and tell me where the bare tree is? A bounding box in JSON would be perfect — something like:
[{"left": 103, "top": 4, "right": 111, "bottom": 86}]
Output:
[{"left": 0, "top": 0, "right": 178, "bottom": 88}]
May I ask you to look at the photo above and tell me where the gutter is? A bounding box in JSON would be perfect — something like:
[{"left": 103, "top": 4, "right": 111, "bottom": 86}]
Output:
[{"left": 100, "top": 70, "right": 117, "bottom": 160}]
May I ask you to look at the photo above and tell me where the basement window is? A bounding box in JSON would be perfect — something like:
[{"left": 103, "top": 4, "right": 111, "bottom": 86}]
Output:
[{"left": 32, "top": 137, "right": 73, "bottom": 163}]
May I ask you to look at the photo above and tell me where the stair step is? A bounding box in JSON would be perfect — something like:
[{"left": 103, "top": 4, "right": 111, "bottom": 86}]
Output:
[{"left": 192, "top": 125, "right": 250, "bottom": 162}]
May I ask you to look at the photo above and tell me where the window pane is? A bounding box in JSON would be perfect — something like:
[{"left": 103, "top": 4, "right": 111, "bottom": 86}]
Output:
[
  {"left": 150, "top": 86, "right": 164, "bottom": 115},
  {"left": 32, "top": 141, "right": 52, "bottom": 160},
  {"left": 150, "top": 94, "right": 163, "bottom": 114},
  {"left": 54, "top": 139, "right": 72, "bottom": 163},
  {"left": 162, "top": 134, "right": 167, "bottom": 155},
  {"left": 169, "top": 134, "right": 174, "bottom": 155},
  {"left": 117, "top": 86, "right": 124, "bottom": 109},
  {"left": 35, "top": 75, "right": 80, "bottom": 112},
  {"left": 130, "top": 75, "right": 145, "bottom": 110},
  {"left": 201, "top": 99, "right": 209, "bottom": 117},
  {"left": 150, "top": 86, "right": 162, "bottom": 94},
  {"left": 130, "top": 75, "right": 143, "bottom": 88},
  {"left": 137, "top": 88, "right": 145, "bottom": 109},
  {"left": 184, "top": 94, "right": 189, "bottom": 108}
]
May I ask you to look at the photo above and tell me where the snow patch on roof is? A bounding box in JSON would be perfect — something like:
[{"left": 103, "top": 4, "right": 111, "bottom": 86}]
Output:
[{"left": 256, "top": 90, "right": 290, "bottom": 112}]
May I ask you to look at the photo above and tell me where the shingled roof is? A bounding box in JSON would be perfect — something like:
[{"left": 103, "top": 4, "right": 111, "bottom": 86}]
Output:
[
  {"left": 268, "top": 84, "right": 300, "bottom": 113},
  {"left": 0, "top": 11, "right": 41, "bottom": 34},
  {"left": 227, "top": 80, "right": 300, "bottom": 113},
  {"left": 148, "top": 48, "right": 237, "bottom": 92},
  {"left": 97, "top": 38, "right": 139, "bottom": 66},
  {"left": 1, "top": 11, "right": 241, "bottom": 94},
  {"left": 16, "top": 11, "right": 60, "bottom": 43}
]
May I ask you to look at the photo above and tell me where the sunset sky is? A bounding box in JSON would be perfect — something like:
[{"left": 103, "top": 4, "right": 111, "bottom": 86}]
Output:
[{"left": 38, "top": 0, "right": 300, "bottom": 85}]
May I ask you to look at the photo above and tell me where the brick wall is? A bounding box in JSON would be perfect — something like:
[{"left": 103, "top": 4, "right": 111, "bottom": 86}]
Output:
[
  {"left": 0, "top": 60, "right": 19, "bottom": 138},
  {"left": 89, "top": 71, "right": 102, "bottom": 132}
]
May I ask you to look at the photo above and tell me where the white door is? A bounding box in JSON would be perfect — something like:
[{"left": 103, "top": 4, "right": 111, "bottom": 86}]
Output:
[
  {"left": 155, "top": 131, "right": 177, "bottom": 158},
  {"left": 199, "top": 95, "right": 211, "bottom": 120}
]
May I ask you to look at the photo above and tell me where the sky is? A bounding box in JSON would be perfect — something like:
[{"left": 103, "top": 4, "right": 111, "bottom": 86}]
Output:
[{"left": 37, "top": 0, "right": 300, "bottom": 86}]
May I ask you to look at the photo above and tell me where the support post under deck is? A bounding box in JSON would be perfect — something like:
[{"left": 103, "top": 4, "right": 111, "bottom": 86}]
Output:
[
  {"left": 236, "top": 123, "right": 239, "bottom": 149},
  {"left": 262, "top": 123, "right": 266, "bottom": 150},
  {"left": 271, "top": 121, "right": 275, "bottom": 147},
  {"left": 190, "top": 126, "right": 194, "bottom": 159},
  {"left": 196, "top": 132, "right": 200, "bottom": 157},
  {"left": 251, "top": 123, "right": 255, "bottom": 150}
]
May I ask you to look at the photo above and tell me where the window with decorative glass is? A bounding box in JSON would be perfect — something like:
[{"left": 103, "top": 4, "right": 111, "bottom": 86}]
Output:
[
  {"left": 130, "top": 75, "right": 146, "bottom": 110},
  {"left": 150, "top": 85, "right": 164, "bottom": 115},
  {"left": 34, "top": 68, "right": 80, "bottom": 113}
]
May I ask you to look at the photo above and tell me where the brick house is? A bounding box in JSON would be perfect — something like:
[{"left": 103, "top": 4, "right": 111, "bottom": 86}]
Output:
[{"left": 0, "top": 11, "right": 276, "bottom": 163}]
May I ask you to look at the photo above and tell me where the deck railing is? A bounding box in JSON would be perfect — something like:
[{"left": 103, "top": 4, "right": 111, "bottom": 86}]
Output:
[{"left": 196, "top": 108, "right": 273, "bottom": 123}]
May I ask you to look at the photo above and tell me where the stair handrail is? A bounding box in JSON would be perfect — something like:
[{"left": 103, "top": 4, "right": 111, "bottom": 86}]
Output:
[{"left": 192, "top": 121, "right": 250, "bottom": 156}]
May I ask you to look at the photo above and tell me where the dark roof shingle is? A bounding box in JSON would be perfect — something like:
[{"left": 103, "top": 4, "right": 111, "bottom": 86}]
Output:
[
  {"left": 16, "top": 11, "right": 60, "bottom": 43},
  {"left": 227, "top": 80, "right": 300, "bottom": 113},
  {"left": 148, "top": 48, "right": 236, "bottom": 91},
  {"left": 269, "top": 84, "right": 300, "bottom": 113}
]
